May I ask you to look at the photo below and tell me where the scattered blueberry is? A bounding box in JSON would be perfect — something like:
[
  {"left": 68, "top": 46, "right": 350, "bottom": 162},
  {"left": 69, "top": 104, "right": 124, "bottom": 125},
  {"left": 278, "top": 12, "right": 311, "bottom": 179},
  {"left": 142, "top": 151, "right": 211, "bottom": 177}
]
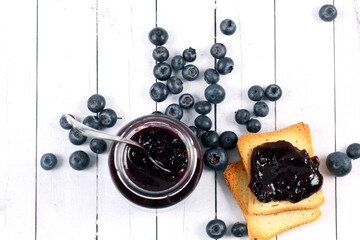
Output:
[
  {"left": 83, "top": 115, "right": 102, "bottom": 130},
  {"left": 346, "top": 143, "right": 360, "bottom": 159},
  {"left": 204, "top": 68, "right": 220, "bottom": 84},
  {"left": 247, "top": 119, "right": 261, "bottom": 133},
  {"left": 216, "top": 57, "right": 234, "bottom": 75},
  {"left": 69, "top": 128, "right": 87, "bottom": 145},
  {"left": 219, "top": 131, "right": 238, "bottom": 149},
  {"left": 204, "top": 147, "right": 229, "bottom": 171},
  {"left": 210, "top": 43, "right": 227, "bottom": 59},
  {"left": 90, "top": 139, "right": 107, "bottom": 154},
  {"left": 148, "top": 27, "right": 168, "bottom": 46},
  {"left": 149, "top": 82, "right": 169, "bottom": 102},
  {"left": 182, "top": 64, "right": 199, "bottom": 81},
  {"left": 179, "top": 93, "right": 195, "bottom": 109},
  {"left": 151, "top": 111, "right": 163, "bottom": 115},
  {"left": 201, "top": 130, "right": 219, "bottom": 148},
  {"left": 69, "top": 150, "right": 90, "bottom": 171},
  {"left": 60, "top": 114, "right": 74, "bottom": 130},
  {"left": 171, "top": 55, "right": 186, "bottom": 70},
  {"left": 248, "top": 85, "right": 264, "bottom": 101},
  {"left": 265, "top": 84, "right": 282, "bottom": 101},
  {"left": 153, "top": 62, "right": 172, "bottom": 80},
  {"left": 326, "top": 152, "right": 352, "bottom": 177},
  {"left": 188, "top": 126, "right": 198, "bottom": 137},
  {"left": 220, "top": 18, "right": 236, "bottom": 35},
  {"left": 235, "top": 109, "right": 250, "bottom": 124},
  {"left": 205, "top": 84, "right": 226, "bottom": 104},
  {"left": 195, "top": 100, "right": 212, "bottom": 115},
  {"left": 87, "top": 94, "right": 106, "bottom": 113},
  {"left": 253, "top": 101, "right": 269, "bottom": 117},
  {"left": 182, "top": 47, "right": 197, "bottom": 62},
  {"left": 319, "top": 5, "right": 337, "bottom": 22},
  {"left": 206, "top": 219, "right": 227, "bottom": 239},
  {"left": 166, "top": 76, "right": 183, "bottom": 94},
  {"left": 152, "top": 46, "right": 169, "bottom": 62},
  {"left": 165, "top": 103, "right": 183, "bottom": 120},
  {"left": 99, "top": 108, "right": 117, "bottom": 128},
  {"left": 231, "top": 222, "right": 247, "bottom": 237},
  {"left": 40, "top": 153, "right": 57, "bottom": 170},
  {"left": 194, "top": 115, "right": 212, "bottom": 131}
]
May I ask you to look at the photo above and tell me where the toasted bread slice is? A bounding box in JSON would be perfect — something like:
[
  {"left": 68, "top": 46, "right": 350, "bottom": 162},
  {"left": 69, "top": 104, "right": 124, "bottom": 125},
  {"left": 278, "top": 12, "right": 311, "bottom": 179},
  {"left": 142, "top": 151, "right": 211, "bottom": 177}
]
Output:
[
  {"left": 223, "top": 161, "right": 322, "bottom": 240},
  {"left": 237, "top": 122, "right": 325, "bottom": 215}
]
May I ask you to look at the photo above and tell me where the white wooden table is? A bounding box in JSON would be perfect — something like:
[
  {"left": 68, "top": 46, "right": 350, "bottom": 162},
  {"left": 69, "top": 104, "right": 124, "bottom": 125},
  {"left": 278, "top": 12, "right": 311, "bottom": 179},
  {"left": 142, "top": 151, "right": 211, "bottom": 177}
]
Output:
[{"left": 1, "top": 0, "right": 359, "bottom": 239}]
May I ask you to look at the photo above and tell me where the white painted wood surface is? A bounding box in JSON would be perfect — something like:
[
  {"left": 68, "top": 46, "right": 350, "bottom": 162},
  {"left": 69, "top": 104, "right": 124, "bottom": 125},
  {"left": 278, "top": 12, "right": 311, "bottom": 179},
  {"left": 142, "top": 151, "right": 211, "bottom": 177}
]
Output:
[{"left": 1, "top": 0, "right": 359, "bottom": 239}]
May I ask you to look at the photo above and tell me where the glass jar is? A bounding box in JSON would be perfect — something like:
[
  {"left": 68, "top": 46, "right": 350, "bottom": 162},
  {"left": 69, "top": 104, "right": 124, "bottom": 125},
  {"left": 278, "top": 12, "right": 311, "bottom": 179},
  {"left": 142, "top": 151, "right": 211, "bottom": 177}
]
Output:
[{"left": 108, "top": 114, "right": 203, "bottom": 209}]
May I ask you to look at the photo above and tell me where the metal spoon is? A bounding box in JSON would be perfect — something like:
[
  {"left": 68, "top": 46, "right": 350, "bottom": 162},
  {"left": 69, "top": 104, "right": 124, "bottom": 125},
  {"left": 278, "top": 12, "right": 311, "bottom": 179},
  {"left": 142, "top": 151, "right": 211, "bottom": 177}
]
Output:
[{"left": 64, "top": 114, "right": 172, "bottom": 173}]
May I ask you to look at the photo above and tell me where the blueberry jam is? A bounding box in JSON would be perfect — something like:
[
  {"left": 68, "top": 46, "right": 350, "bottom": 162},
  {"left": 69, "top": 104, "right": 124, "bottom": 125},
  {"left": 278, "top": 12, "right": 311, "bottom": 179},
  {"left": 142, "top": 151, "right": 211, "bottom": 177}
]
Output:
[
  {"left": 249, "top": 141, "right": 323, "bottom": 203},
  {"left": 126, "top": 127, "right": 188, "bottom": 191}
]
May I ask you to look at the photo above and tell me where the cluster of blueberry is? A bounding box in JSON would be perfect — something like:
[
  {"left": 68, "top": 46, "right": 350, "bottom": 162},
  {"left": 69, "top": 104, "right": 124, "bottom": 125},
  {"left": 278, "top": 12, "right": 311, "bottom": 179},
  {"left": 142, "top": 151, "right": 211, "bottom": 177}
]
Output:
[
  {"left": 235, "top": 84, "right": 282, "bottom": 133},
  {"left": 326, "top": 143, "right": 360, "bottom": 177},
  {"left": 40, "top": 94, "right": 118, "bottom": 171},
  {"left": 206, "top": 219, "right": 247, "bottom": 239}
]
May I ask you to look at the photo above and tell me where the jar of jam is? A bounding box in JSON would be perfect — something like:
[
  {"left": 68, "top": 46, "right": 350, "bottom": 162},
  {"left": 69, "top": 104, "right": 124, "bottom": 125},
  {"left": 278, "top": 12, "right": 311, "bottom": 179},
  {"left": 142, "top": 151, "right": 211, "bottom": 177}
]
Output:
[{"left": 108, "top": 114, "right": 203, "bottom": 209}]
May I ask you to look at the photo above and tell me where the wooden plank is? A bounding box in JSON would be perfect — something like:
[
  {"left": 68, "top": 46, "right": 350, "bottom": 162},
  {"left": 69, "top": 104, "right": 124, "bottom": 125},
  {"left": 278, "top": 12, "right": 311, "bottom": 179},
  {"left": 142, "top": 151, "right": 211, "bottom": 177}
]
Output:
[
  {"left": 276, "top": 1, "right": 336, "bottom": 239},
  {"left": 96, "top": 0, "right": 157, "bottom": 239},
  {"left": 335, "top": 1, "right": 360, "bottom": 239},
  {"left": 36, "top": 0, "right": 98, "bottom": 239},
  {"left": 156, "top": 0, "right": 216, "bottom": 239},
  {"left": 216, "top": 0, "right": 275, "bottom": 239},
  {"left": 0, "top": 1, "right": 37, "bottom": 239}
]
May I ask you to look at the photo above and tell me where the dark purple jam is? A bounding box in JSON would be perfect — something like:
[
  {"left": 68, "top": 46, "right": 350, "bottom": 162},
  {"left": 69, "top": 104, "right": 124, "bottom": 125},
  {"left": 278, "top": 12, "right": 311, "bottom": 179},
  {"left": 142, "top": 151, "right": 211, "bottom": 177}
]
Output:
[
  {"left": 249, "top": 140, "right": 323, "bottom": 203},
  {"left": 125, "top": 127, "right": 188, "bottom": 191}
]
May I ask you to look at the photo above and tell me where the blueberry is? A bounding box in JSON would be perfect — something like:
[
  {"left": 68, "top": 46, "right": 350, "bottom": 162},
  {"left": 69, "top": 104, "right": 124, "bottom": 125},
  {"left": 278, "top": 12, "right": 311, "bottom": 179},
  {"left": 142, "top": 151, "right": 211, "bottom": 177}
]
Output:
[
  {"left": 247, "top": 119, "right": 261, "bottom": 133},
  {"left": 201, "top": 130, "right": 219, "bottom": 148},
  {"left": 151, "top": 111, "right": 163, "bottom": 115},
  {"left": 253, "top": 101, "right": 269, "bottom": 117},
  {"left": 210, "top": 43, "right": 227, "bottom": 59},
  {"left": 231, "top": 222, "right": 247, "bottom": 237},
  {"left": 90, "top": 139, "right": 107, "bottom": 154},
  {"left": 216, "top": 57, "right": 234, "bottom": 75},
  {"left": 182, "top": 64, "right": 199, "bottom": 81},
  {"left": 166, "top": 76, "right": 183, "bottom": 94},
  {"left": 87, "top": 94, "right": 106, "bottom": 113},
  {"left": 171, "top": 55, "right": 186, "bottom": 70},
  {"left": 219, "top": 131, "right": 238, "bottom": 149},
  {"left": 69, "top": 128, "right": 87, "bottom": 145},
  {"left": 152, "top": 46, "right": 169, "bottom": 62},
  {"left": 83, "top": 115, "right": 102, "bottom": 130},
  {"left": 205, "top": 84, "right": 226, "bottom": 104},
  {"left": 265, "top": 84, "right": 282, "bottom": 101},
  {"left": 220, "top": 18, "right": 236, "bottom": 35},
  {"left": 195, "top": 100, "right": 212, "bottom": 115},
  {"left": 188, "top": 126, "right": 198, "bottom": 137},
  {"left": 319, "top": 5, "right": 337, "bottom": 22},
  {"left": 153, "top": 62, "right": 172, "bottom": 81},
  {"left": 346, "top": 143, "right": 360, "bottom": 159},
  {"left": 99, "top": 108, "right": 117, "bottom": 128},
  {"left": 179, "top": 93, "right": 195, "bottom": 109},
  {"left": 60, "top": 114, "right": 75, "bottom": 130},
  {"left": 148, "top": 27, "right": 168, "bottom": 46},
  {"left": 248, "top": 85, "right": 264, "bottom": 101},
  {"left": 69, "top": 150, "right": 90, "bottom": 171},
  {"left": 40, "top": 153, "right": 57, "bottom": 170},
  {"left": 326, "top": 152, "right": 352, "bottom": 177},
  {"left": 194, "top": 115, "right": 212, "bottom": 131},
  {"left": 235, "top": 109, "right": 250, "bottom": 124},
  {"left": 150, "top": 82, "right": 169, "bottom": 102},
  {"left": 182, "top": 47, "right": 196, "bottom": 62},
  {"left": 204, "top": 147, "right": 228, "bottom": 171},
  {"left": 204, "top": 68, "right": 220, "bottom": 84},
  {"left": 165, "top": 103, "right": 183, "bottom": 120},
  {"left": 206, "top": 219, "right": 227, "bottom": 239}
]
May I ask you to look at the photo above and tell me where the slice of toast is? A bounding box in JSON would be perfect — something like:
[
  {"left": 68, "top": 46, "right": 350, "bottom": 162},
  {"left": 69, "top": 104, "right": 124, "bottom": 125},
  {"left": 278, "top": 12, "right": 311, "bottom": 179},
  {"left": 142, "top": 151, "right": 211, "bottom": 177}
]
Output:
[
  {"left": 223, "top": 161, "right": 322, "bottom": 240},
  {"left": 237, "top": 122, "right": 325, "bottom": 215}
]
